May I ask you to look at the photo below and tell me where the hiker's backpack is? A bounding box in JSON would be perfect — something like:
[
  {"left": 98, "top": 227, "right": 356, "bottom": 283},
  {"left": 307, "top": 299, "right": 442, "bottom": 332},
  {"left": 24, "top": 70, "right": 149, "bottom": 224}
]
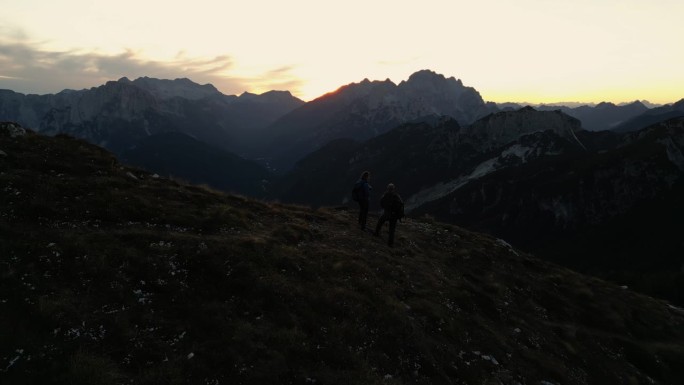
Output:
[
  {"left": 393, "top": 199, "right": 405, "bottom": 219},
  {"left": 351, "top": 181, "right": 362, "bottom": 202}
]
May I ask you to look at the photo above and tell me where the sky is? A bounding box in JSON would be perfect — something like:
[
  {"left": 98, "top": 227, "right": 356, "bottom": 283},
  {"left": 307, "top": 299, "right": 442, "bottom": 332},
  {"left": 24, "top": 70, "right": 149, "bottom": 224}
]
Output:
[{"left": 1, "top": 0, "right": 683, "bottom": 104}]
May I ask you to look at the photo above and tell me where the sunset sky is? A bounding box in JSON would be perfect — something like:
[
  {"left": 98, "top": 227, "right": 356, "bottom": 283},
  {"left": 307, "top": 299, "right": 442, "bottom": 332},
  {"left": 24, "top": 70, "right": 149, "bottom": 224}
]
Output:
[{"left": 1, "top": 0, "right": 683, "bottom": 104}]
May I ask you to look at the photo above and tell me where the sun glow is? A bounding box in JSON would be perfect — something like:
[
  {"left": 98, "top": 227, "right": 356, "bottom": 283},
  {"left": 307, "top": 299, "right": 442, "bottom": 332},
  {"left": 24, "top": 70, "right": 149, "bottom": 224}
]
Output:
[{"left": 1, "top": 0, "right": 683, "bottom": 104}]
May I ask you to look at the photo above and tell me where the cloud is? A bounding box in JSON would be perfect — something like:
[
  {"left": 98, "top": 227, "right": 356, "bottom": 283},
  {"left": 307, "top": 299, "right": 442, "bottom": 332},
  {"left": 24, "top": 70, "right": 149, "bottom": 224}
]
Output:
[
  {"left": 0, "top": 40, "right": 304, "bottom": 97},
  {"left": 238, "top": 66, "right": 306, "bottom": 95}
]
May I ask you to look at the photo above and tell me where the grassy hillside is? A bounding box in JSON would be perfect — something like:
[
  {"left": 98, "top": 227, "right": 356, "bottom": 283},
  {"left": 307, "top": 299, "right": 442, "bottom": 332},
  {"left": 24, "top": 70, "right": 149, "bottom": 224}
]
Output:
[{"left": 1, "top": 124, "right": 683, "bottom": 384}]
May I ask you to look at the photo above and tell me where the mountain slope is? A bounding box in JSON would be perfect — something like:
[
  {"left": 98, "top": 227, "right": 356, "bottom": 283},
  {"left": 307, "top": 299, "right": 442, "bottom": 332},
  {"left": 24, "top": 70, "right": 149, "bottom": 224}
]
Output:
[
  {"left": 274, "top": 108, "right": 586, "bottom": 209},
  {"left": 2, "top": 122, "right": 682, "bottom": 384},
  {"left": 462, "top": 107, "right": 584, "bottom": 151},
  {"left": 121, "top": 131, "right": 273, "bottom": 197},
  {"left": 412, "top": 117, "right": 684, "bottom": 304}
]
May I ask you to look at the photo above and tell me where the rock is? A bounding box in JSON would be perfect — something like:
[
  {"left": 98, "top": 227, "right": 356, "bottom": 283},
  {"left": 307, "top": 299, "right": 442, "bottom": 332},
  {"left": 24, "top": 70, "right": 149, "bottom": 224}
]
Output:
[
  {"left": 0, "top": 122, "right": 27, "bottom": 138},
  {"left": 464, "top": 107, "right": 584, "bottom": 152},
  {"left": 125, "top": 172, "right": 139, "bottom": 181},
  {"left": 0, "top": 149, "right": 7, "bottom": 157}
]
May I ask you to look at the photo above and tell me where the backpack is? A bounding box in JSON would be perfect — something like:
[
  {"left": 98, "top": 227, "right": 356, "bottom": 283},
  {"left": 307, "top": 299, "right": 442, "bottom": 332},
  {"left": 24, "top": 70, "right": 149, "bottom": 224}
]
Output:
[
  {"left": 382, "top": 193, "right": 404, "bottom": 219},
  {"left": 392, "top": 199, "right": 405, "bottom": 219},
  {"left": 351, "top": 181, "right": 363, "bottom": 202}
]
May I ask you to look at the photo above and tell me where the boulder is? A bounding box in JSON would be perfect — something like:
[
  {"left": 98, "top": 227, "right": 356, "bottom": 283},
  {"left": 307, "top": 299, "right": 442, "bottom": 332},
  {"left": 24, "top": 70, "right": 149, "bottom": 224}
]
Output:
[{"left": 0, "top": 122, "right": 27, "bottom": 138}]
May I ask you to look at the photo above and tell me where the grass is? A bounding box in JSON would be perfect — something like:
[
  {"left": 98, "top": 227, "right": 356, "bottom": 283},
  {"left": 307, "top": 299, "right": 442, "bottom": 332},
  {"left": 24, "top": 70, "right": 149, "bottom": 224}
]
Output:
[{"left": 1, "top": 129, "right": 684, "bottom": 384}]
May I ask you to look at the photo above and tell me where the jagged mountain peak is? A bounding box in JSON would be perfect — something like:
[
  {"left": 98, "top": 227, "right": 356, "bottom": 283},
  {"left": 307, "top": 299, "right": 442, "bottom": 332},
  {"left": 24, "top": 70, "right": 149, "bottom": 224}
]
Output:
[
  {"left": 123, "top": 76, "right": 222, "bottom": 100},
  {"left": 238, "top": 91, "right": 258, "bottom": 99},
  {"left": 673, "top": 98, "right": 684, "bottom": 108},
  {"left": 399, "top": 70, "right": 466, "bottom": 92},
  {"left": 238, "top": 90, "right": 304, "bottom": 105},
  {"left": 402, "top": 69, "right": 462, "bottom": 86},
  {"left": 637, "top": 100, "right": 663, "bottom": 108},
  {"left": 405, "top": 69, "right": 437, "bottom": 80},
  {"left": 323, "top": 77, "right": 397, "bottom": 101},
  {"left": 626, "top": 100, "right": 647, "bottom": 108},
  {"left": 595, "top": 101, "right": 617, "bottom": 108},
  {"left": 405, "top": 68, "right": 445, "bottom": 80},
  {"left": 264, "top": 70, "right": 495, "bottom": 169},
  {"left": 261, "top": 90, "right": 295, "bottom": 97}
]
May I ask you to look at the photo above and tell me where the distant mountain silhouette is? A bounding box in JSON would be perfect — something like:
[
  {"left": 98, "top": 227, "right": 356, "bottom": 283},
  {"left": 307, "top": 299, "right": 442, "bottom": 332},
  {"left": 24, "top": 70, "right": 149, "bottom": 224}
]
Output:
[
  {"left": 513, "top": 101, "right": 651, "bottom": 131},
  {"left": 121, "top": 76, "right": 223, "bottom": 100},
  {"left": 612, "top": 99, "right": 684, "bottom": 133},
  {"left": 261, "top": 70, "right": 497, "bottom": 170},
  {"left": 0, "top": 77, "right": 304, "bottom": 157},
  {"left": 2, "top": 121, "right": 683, "bottom": 384}
]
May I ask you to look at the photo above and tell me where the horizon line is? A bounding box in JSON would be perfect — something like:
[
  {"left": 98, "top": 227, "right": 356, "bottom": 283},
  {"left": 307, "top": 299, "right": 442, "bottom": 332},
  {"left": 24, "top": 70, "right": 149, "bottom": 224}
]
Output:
[{"left": 0, "top": 75, "right": 678, "bottom": 107}]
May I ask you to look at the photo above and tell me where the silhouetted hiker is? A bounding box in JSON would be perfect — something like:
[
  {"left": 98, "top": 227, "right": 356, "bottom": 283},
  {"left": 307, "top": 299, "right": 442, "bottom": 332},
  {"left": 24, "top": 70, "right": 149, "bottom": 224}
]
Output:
[
  {"left": 352, "top": 171, "right": 372, "bottom": 231},
  {"left": 374, "top": 183, "right": 404, "bottom": 246}
]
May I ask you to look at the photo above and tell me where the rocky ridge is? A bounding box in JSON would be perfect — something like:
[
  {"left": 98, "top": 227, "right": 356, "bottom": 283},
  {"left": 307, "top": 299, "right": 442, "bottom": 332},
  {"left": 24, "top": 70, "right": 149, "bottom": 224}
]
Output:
[
  {"left": 122, "top": 77, "right": 222, "bottom": 100},
  {"left": 262, "top": 70, "right": 496, "bottom": 170},
  {"left": 0, "top": 77, "right": 305, "bottom": 156}
]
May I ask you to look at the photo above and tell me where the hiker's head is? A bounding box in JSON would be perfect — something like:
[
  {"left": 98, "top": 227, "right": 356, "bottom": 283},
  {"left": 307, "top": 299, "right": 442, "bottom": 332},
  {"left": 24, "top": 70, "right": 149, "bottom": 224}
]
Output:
[
  {"left": 361, "top": 171, "right": 370, "bottom": 180},
  {"left": 386, "top": 183, "right": 395, "bottom": 192}
]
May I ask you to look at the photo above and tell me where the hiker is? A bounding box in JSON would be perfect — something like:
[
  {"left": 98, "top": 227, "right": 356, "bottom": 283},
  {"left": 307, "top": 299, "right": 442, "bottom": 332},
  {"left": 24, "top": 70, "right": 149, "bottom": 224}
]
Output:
[
  {"left": 374, "top": 183, "right": 404, "bottom": 246},
  {"left": 352, "top": 171, "right": 372, "bottom": 230}
]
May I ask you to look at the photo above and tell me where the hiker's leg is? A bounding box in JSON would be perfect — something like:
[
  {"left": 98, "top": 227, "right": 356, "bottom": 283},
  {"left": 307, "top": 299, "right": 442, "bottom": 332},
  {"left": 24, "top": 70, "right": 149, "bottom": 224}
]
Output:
[
  {"left": 388, "top": 219, "right": 397, "bottom": 246},
  {"left": 375, "top": 213, "right": 387, "bottom": 235},
  {"left": 359, "top": 201, "right": 369, "bottom": 229}
]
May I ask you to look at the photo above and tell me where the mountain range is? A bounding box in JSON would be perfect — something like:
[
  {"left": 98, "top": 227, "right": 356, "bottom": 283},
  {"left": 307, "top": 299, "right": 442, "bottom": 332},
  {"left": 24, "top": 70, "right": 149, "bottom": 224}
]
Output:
[
  {"left": 2, "top": 71, "right": 682, "bottom": 173},
  {"left": 2, "top": 71, "right": 683, "bottom": 169},
  {"left": 1, "top": 122, "right": 683, "bottom": 384},
  {"left": 260, "top": 70, "right": 497, "bottom": 170},
  {"left": 274, "top": 107, "right": 588, "bottom": 208},
  {"left": 612, "top": 99, "right": 684, "bottom": 133},
  {"left": 535, "top": 101, "right": 650, "bottom": 131},
  {"left": 0, "top": 76, "right": 304, "bottom": 158}
]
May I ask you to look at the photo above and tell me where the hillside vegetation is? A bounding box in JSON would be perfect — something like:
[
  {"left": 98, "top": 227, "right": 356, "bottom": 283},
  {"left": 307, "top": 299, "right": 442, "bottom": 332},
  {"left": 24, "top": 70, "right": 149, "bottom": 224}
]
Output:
[{"left": 1, "top": 123, "right": 683, "bottom": 384}]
